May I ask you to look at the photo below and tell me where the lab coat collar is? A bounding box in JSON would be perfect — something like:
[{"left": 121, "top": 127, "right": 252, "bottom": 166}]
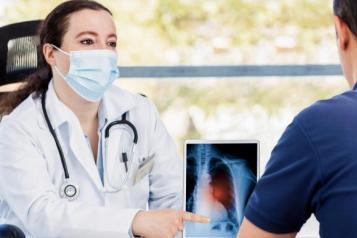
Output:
[
  {"left": 101, "top": 82, "right": 136, "bottom": 122},
  {"left": 38, "top": 81, "right": 104, "bottom": 190},
  {"left": 43, "top": 81, "right": 136, "bottom": 129},
  {"left": 44, "top": 80, "right": 76, "bottom": 129}
]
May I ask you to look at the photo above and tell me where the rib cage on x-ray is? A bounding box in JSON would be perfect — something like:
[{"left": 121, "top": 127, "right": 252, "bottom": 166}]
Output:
[{"left": 185, "top": 144, "right": 256, "bottom": 237}]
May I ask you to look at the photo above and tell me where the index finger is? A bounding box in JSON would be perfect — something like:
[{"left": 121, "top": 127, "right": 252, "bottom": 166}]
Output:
[{"left": 183, "top": 212, "right": 210, "bottom": 223}]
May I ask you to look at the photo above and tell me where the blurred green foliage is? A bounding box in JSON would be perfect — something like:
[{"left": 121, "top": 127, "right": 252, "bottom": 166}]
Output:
[
  {"left": 2, "top": 0, "right": 334, "bottom": 64},
  {"left": 153, "top": 0, "right": 332, "bottom": 50},
  {"left": 0, "top": 0, "right": 346, "bottom": 152}
]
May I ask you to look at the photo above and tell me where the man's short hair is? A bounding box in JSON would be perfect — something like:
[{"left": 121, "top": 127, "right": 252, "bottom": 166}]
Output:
[{"left": 334, "top": 0, "right": 357, "bottom": 36}]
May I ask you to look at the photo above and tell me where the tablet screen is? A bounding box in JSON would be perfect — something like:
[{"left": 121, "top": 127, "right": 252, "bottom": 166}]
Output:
[{"left": 184, "top": 141, "right": 258, "bottom": 238}]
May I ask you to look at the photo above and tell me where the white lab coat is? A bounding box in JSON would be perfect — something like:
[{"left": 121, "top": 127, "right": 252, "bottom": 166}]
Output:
[{"left": 0, "top": 81, "right": 183, "bottom": 237}]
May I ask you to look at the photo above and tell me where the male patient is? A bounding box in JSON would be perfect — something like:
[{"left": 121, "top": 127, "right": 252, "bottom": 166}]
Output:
[{"left": 238, "top": 0, "right": 357, "bottom": 238}]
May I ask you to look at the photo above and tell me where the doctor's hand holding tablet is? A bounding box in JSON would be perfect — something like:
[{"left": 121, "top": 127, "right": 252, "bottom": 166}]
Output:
[{"left": 0, "top": 0, "right": 208, "bottom": 237}]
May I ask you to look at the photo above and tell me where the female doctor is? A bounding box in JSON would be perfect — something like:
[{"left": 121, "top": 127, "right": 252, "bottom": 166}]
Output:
[{"left": 0, "top": 1, "right": 208, "bottom": 237}]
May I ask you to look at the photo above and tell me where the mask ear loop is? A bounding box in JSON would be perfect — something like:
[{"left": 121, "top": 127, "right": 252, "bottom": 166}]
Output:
[
  {"left": 53, "top": 65, "right": 66, "bottom": 79},
  {"left": 51, "top": 44, "right": 70, "bottom": 79},
  {"left": 51, "top": 44, "right": 70, "bottom": 56}
]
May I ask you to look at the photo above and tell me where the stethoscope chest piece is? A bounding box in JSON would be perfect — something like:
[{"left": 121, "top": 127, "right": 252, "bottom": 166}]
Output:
[{"left": 60, "top": 180, "right": 80, "bottom": 201}]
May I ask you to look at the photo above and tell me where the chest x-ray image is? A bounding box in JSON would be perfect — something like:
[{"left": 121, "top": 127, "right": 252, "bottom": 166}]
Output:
[{"left": 184, "top": 141, "right": 258, "bottom": 238}]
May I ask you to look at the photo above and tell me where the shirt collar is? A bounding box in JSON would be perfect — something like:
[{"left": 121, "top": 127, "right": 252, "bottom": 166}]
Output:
[
  {"left": 44, "top": 80, "right": 136, "bottom": 129},
  {"left": 97, "top": 101, "right": 107, "bottom": 131}
]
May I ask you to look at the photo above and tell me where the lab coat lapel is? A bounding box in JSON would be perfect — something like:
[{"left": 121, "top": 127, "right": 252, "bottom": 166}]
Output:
[
  {"left": 39, "top": 82, "right": 138, "bottom": 192},
  {"left": 99, "top": 85, "right": 137, "bottom": 188},
  {"left": 43, "top": 81, "right": 104, "bottom": 191},
  {"left": 67, "top": 84, "right": 137, "bottom": 191},
  {"left": 67, "top": 121, "right": 104, "bottom": 191},
  {"left": 103, "top": 83, "right": 136, "bottom": 122}
]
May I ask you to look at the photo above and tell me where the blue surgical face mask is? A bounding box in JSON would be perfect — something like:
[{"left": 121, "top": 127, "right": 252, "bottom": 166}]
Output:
[{"left": 52, "top": 44, "right": 120, "bottom": 102}]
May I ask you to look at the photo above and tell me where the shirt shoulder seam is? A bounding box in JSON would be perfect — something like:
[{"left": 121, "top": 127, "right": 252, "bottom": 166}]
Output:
[{"left": 293, "top": 118, "right": 324, "bottom": 208}]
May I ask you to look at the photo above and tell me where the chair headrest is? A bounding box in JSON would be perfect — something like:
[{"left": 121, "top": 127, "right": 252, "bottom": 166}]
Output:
[{"left": 0, "top": 20, "right": 42, "bottom": 87}]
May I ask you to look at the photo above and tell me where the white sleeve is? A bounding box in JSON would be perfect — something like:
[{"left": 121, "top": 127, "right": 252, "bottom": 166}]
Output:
[
  {"left": 0, "top": 119, "right": 139, "bottom": 238},
  {"left": 146, "top": 100, "right": 183, "bottom": 210}
]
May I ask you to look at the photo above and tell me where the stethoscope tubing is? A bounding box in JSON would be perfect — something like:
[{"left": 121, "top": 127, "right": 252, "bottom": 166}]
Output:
[
  {"left": 41, "top": 90, "right": 139, "bottom": 198},
  {"left": 41, "top": 91, "right": 70, "bottom": 179},
  {"left": 105, "top": 113, "right": 138, "bottom": 143}
]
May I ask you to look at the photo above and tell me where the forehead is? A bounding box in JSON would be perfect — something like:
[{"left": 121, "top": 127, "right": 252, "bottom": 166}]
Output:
[{"left": 65, "top": 9, "right": 116, "bottom": 36}]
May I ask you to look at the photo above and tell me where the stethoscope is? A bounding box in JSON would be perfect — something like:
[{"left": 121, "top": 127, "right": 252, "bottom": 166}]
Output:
[{"left": 41, "top": 91, "right": 138, "bottom": 201}]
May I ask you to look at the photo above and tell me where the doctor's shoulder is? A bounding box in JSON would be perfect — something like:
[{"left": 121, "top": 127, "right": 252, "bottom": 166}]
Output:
[
  {"left": 0, "top": 94, "right": 38, "bottom": 129},
  {"left": 106, "top": 85, "right": 166, "bottom": 150},
  {"left": 107, "top": 85, "right": 161, "bottom": 122},
  {"left": 0, "top": 94, "right": 40, "bottom": 145}
]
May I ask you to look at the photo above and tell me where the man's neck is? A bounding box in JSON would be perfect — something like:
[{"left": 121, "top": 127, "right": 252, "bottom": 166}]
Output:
[
  {"left": 352, "top": 61, "right": 357, "bottom": 88},
  {"left": 347, "top": 41, "right": 357, "bottom": 88}
]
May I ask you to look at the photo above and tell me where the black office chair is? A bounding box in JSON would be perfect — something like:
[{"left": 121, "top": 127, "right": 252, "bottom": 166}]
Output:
[
  {"left": 0, "top": 20, "right": 42, "bottom": 96},
  {"left": 0, "top": 225, "right": 25, "bottom": 238},
  {"left": 0, "top": 20, "right": 42, "bottom": 238}
]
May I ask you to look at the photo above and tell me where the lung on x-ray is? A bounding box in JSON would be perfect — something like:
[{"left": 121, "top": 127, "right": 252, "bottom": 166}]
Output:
[{"left": 184, "top": 141, "right": 258, "bottom": 238}]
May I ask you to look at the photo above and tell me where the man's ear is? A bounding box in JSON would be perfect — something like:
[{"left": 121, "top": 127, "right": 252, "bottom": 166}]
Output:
[
  {"left": 42, "top": 43, "right": 56, "bottom": 66},
  {"left": 334, "top": 15, "right": 350, "bottom": 51}
]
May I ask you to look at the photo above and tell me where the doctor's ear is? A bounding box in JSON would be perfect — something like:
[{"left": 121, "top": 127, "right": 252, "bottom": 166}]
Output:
[
  {"left": 42, "top": 43, "right": 57, "bottom": 66},
  {"left": 334, "top": 15, "right": 351, "bottom": 51}
]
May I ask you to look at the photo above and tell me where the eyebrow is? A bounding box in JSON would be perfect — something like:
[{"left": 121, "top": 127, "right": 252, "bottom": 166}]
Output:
[{"left": 75, "top": 31, "right": 117, "bottom": 39}]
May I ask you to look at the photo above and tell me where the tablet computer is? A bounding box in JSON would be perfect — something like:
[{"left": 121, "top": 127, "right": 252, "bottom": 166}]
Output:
[{"left": 184, "top": 140, "right": 259, "bottom": 238}]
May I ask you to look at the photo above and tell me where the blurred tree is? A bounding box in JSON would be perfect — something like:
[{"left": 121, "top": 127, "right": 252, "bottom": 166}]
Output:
[
  {"left": 0, "top": 0, "right": 346, "bottom": 163},
  {"left": 2, "top": 0, "right": 334, "bottom": 65}
]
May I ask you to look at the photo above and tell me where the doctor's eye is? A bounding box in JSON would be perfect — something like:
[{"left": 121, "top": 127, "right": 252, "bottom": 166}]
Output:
[
  {"left": 80, "top": 39, "right": 94, "bottom": 45},
  {"left": 107, "top": 41, "right": 117, "bottom": 48}
]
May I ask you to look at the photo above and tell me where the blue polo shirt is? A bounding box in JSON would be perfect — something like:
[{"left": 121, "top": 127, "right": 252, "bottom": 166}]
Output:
[{"left": 245, "top": 83, "right": 357, "bottom": 237}]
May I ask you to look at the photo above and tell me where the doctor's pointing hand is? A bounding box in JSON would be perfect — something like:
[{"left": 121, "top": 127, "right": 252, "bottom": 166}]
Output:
[
  {"left": 0, "top": 1, "right": 208, "bottom": 237},
  {"left": 132, "top": 210, "right": 210, "bottom": 238}
]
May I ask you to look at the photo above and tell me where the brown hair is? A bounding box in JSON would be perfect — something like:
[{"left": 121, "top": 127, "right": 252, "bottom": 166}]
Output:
[
  {"left": 0, "top": 0, "right": 112, "bottom": 115},
  {"left": 334, "top": 0, "right": 357, "bottom": 36}
]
